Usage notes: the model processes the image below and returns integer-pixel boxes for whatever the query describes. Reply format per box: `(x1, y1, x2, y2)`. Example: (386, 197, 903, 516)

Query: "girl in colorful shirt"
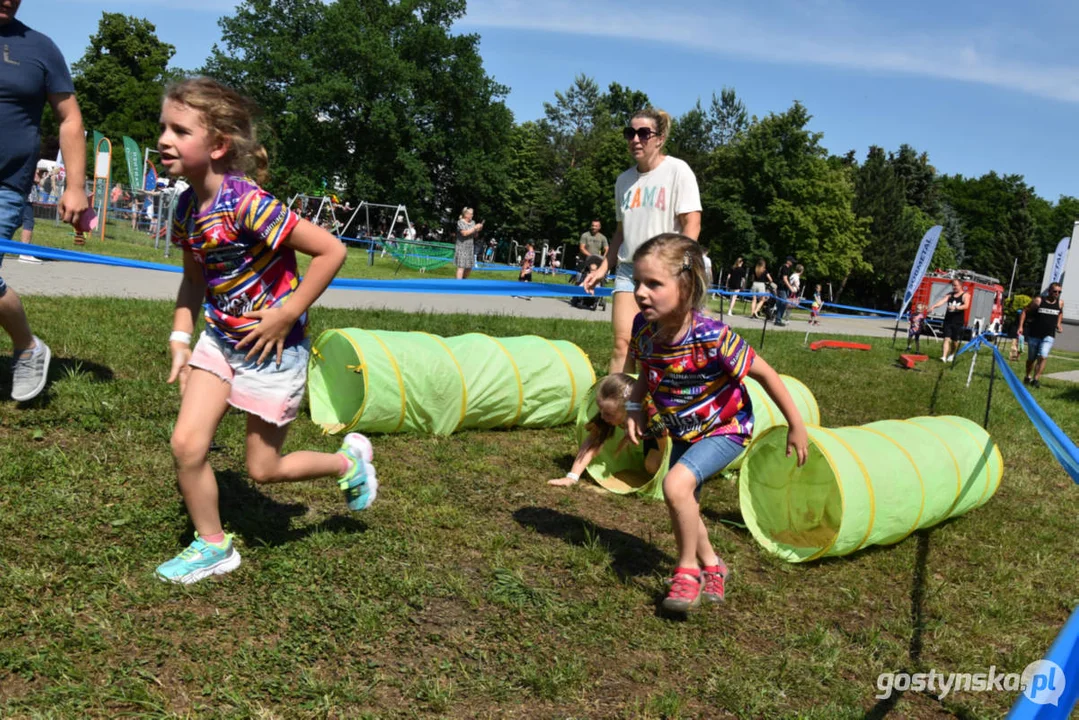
(626, 234, 808, 613)
(810, 284, 823, 326)
(519, 242, 535, 282)
(156, 77, 377, 584)
(907, 303, 927, 352)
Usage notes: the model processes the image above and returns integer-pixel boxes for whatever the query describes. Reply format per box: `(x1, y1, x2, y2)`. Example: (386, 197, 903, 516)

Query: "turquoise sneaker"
(338, 432, 378, 511)
(155, 534, 241, 584)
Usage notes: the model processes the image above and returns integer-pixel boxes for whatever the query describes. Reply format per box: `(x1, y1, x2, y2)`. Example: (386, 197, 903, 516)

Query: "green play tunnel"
(739, 416, 1003, 562)
(308, 329, 596, 435)
(575, 375, 821, 500)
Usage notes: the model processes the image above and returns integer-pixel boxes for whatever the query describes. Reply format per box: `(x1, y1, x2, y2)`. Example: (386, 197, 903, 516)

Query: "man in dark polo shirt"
(1018, 282, 1065, 389)
(1, 0, 88, 401)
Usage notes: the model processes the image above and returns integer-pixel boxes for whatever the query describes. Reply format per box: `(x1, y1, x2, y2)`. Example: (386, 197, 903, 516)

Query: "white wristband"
(625, 401, 642, 411)
(169, 330, 192, 345)
(565, 472, 580, 482)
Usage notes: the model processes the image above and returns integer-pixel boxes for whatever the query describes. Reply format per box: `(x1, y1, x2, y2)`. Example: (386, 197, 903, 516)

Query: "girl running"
(625, 234, 807, 613)
(156, 77, 377, 584)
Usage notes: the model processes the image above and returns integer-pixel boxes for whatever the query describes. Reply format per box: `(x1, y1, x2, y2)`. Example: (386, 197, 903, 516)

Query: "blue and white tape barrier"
(0, 240, 613, 299)
(956, 333, 1079, 484)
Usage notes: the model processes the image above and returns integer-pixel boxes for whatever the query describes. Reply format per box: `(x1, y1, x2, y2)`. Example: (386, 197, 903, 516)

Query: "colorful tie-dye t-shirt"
(171, 174, 304, 348)
(631, 310, 756, 445)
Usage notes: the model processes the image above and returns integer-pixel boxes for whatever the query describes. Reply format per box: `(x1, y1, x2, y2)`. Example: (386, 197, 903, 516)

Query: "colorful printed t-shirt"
(631, 311, 756, 445)
(908, 311, 926, 336)
(614, 156, 701, 263)
(171, 174, 303, 347)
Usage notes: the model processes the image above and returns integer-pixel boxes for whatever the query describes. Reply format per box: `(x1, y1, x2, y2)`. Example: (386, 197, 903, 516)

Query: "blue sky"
(20, 0, 1079, 201)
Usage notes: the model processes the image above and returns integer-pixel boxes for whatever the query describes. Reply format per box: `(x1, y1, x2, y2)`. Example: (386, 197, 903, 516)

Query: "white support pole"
(965, 343, 979, 388)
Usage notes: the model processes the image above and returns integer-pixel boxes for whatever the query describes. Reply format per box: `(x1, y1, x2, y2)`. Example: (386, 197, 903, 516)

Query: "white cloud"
(460, 0, 1079, 103)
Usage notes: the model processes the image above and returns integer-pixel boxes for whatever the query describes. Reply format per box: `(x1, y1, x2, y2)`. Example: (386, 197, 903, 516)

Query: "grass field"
(0, 279, 1077, 716)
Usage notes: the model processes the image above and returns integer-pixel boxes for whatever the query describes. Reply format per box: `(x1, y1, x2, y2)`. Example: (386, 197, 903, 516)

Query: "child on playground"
(809, 284, 823, 326)
(156, 77, 377, 584)
(625, 234, 807, 613)
(907, 302, 927, 352)
(548, 373, 668, 487)
(519, 242, 535, 282)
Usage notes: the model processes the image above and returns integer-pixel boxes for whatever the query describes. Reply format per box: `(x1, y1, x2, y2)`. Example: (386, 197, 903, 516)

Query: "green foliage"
(205, 0, 513, 227)
(937, 172, 1044, 292)
(1005, 293, 1032, 315)
(701, 102, 870, 287)
(72, 13, 176, 185)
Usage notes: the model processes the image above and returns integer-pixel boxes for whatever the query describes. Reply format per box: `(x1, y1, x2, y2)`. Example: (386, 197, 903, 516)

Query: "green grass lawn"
(0, 294, 1077, 719)
(27, 221, 571, 285)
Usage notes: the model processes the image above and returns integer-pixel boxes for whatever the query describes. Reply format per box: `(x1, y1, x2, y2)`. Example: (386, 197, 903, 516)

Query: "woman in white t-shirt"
(582, 108, 702, 372)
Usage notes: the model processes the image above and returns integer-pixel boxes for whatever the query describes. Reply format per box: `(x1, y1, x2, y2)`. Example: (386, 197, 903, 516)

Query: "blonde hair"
(631, 107, 671, 142)
(460, 207, 474, 219)
(588, 373, 635, 445)
(164, 77, 269, 186)
(633, 233, 709, 311)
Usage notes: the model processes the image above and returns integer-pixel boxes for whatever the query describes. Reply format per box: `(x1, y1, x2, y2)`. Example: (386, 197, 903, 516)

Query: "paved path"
(5, 258, 908, 339)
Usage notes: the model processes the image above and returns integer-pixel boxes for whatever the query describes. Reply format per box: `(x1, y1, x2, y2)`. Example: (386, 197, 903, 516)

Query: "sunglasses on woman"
(623, 127, 658, 142)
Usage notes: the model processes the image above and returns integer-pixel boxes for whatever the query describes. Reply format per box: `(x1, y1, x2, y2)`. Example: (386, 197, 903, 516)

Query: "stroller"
(758, 282, 779, 321)
(569, 255, 608, 311)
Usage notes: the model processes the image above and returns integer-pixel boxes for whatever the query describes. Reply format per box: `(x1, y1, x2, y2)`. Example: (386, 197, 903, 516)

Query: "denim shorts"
(613, 261, 635, 293)
(188, 331, 310, 426)
(670, 434, 745, 496)
(0, 187, 27, 296)
(1026, 335, 1054, 361)
(21, 197, 34, 231)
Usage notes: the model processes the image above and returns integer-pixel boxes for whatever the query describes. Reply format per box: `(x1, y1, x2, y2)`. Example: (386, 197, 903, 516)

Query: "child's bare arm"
(548, 433, 602, 486)
(236, 218, 347, 364)
(747, 354, 808, 465)
(167, 250, 206, 393)
(623, 372, 649, 445)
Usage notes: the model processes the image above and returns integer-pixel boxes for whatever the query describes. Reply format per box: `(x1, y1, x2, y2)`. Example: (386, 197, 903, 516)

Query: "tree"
(889, 144, 937, 215)
(937, 172, 1041, 291)
(205, 0, 513, 228)
(601, 82, 650, 126)
(700, 102, 870, 290)
(710, 87, 747, 146)
(667, 100, 713, 170)
(543, 74, 601, 168)
(939, 201, 966, 267)
(71, 13, 176, 185)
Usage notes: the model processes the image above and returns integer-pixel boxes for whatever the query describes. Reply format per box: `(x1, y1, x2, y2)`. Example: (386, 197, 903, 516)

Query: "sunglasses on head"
(623, 126, 658, 142)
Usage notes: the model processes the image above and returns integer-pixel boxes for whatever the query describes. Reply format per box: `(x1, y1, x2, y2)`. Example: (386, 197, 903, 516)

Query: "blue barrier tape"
(1007, 604, 1079, 719)
(337, 236, 586, 277)
(956, 333, 1079, 483)
(0, 240, 615, 299)
(958, 331, 1078, 719)
(712, 288, 895, 320)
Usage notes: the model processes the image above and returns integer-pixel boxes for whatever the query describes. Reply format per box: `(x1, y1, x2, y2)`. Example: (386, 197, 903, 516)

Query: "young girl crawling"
(548, 373, 667, 487)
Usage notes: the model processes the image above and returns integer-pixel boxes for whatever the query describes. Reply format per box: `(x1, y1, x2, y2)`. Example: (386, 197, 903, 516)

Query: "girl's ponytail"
(251, 145, 270, 187)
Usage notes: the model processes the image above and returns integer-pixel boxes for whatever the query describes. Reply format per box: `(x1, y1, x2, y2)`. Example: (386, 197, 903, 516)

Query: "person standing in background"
(1018, 282, 1064, 389)
(725, 257, 746, 315)
(0, 0, 90, 401)
(454, 207, 482, 280)
(581, 108, 702, 373)
(578, 219, 608, 268)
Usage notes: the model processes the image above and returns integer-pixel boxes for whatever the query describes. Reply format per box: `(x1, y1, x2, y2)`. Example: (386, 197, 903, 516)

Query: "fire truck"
(910, 270, 1005, 336)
